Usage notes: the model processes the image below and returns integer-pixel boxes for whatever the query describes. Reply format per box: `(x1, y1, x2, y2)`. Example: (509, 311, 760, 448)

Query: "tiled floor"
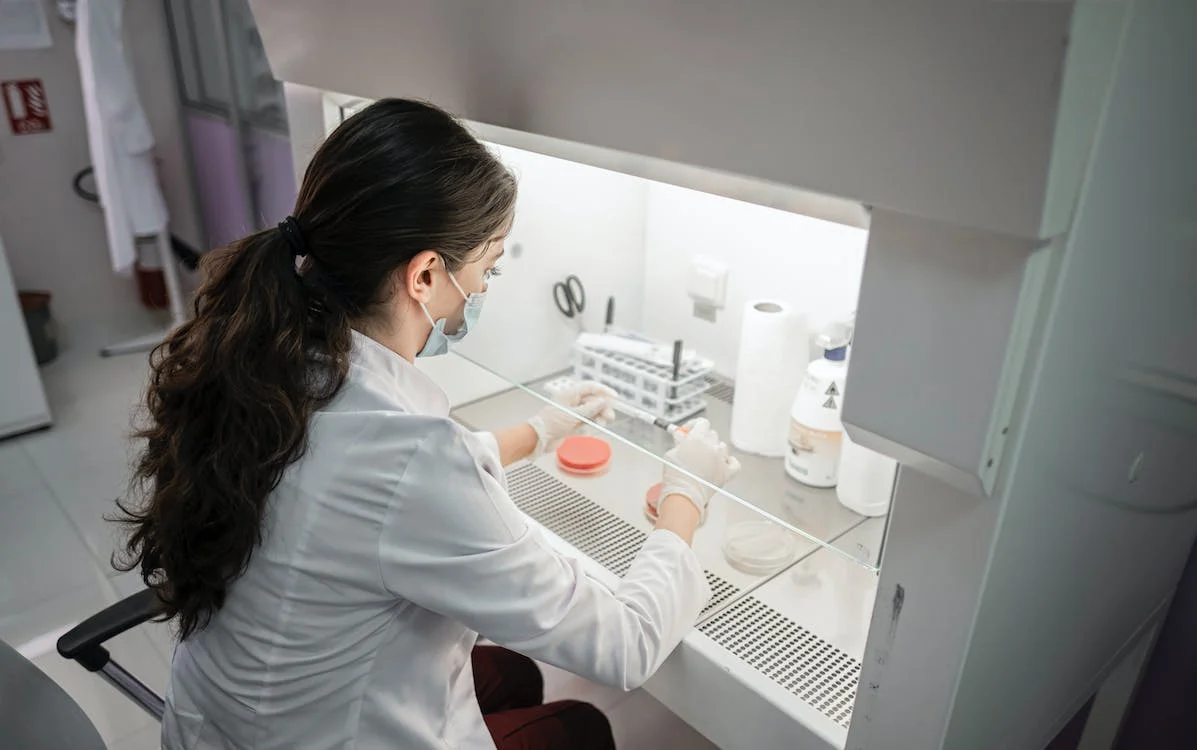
(0, 321, 716, 749)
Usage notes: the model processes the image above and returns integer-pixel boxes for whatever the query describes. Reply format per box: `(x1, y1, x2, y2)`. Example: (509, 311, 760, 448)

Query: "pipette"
(610, 400, 685, 436)
(542, 375, 688, 435)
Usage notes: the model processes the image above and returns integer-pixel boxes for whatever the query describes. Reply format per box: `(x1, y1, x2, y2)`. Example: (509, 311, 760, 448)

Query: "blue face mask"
(417, 261, 487, 358)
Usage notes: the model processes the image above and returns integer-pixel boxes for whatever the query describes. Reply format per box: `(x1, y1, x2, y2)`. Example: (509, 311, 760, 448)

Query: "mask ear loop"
(414, 253, 447, 327)
(419, 302, 438, 328)
(421, 257, 471, 330)
(441, 255, 471, 302)
(419, 255, 456, 330)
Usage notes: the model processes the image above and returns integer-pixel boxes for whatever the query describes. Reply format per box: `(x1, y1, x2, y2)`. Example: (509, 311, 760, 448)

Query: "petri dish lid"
(722, 521, 798, 576)
(644, 482, 664, 508)
(644, 483, 663, 522)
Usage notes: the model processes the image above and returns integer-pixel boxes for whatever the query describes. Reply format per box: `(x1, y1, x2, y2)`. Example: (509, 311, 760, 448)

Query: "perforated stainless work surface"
(456, 374, 865, 558)
(506, 464, 740, 618)
(699, 595, 862, 729)
(506, 463, 860, 730)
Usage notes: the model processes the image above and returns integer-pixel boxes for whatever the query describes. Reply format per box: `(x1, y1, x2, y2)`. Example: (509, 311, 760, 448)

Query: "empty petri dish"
(722, 521, 798, 576)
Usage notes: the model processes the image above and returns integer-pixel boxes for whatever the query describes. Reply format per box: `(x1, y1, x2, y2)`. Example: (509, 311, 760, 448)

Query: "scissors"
(553, 274, 586, 318)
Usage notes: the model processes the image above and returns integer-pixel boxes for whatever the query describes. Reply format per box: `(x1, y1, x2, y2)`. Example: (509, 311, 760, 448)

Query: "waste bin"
(18, 291, 58, 365)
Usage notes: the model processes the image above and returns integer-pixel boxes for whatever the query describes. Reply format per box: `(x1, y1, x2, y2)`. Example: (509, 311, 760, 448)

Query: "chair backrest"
(58, 587, 167, 721)
(0, 637, 107, 750)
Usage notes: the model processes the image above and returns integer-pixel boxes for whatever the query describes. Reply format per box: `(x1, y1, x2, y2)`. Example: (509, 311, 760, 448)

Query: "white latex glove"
(527, 381, 618, 457)
(657, 418, 742, 525)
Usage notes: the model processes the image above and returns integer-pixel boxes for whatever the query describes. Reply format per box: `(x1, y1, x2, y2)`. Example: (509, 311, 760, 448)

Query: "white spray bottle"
(785, 320, 851, 488)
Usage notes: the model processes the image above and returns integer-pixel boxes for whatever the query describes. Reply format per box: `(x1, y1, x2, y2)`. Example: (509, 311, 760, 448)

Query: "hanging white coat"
(162, 332, 711, 749)
(76, 0, 168, 274)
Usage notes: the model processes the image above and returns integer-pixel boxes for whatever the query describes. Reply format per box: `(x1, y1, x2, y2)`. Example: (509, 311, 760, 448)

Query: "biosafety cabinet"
(250, 2, 1197, 748)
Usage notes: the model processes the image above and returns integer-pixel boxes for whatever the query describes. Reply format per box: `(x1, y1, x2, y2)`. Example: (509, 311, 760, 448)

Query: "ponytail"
(116, 227, 352, 639)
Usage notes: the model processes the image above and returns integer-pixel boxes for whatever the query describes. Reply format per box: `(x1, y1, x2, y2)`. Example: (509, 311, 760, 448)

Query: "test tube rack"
(571, 340, 714, 423)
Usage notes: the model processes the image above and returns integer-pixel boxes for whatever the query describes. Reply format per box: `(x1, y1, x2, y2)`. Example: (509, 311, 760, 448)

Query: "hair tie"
(277, 216, 309, 258)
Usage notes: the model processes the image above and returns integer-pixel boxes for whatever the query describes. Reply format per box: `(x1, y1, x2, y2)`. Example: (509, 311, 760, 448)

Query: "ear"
(403, 250, 442, 304)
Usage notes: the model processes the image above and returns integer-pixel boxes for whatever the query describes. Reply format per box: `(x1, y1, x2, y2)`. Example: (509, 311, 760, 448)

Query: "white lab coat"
(162, 332, 710, 749)
(76, 0, 168, 274)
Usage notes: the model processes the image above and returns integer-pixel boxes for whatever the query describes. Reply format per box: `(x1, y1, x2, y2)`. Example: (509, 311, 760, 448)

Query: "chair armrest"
(57, 588, 163, 671)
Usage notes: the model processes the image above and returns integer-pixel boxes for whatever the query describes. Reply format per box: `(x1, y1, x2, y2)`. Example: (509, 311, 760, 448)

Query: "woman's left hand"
(527, 381, 618, 456)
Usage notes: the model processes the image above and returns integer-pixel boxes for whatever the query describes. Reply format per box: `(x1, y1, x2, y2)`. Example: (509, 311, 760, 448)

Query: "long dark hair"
(115, 99, 517, 639)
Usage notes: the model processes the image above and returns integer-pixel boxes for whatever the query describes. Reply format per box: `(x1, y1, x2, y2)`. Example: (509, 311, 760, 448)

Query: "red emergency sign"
(3, 79, 53, 135)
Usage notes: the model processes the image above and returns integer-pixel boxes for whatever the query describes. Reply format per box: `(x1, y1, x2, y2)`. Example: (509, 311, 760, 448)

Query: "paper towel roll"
(730, 300, 809, 456)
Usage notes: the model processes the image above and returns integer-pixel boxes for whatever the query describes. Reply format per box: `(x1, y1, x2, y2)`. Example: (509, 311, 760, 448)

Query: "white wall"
(0, 1, 199, 343)
(455, 145, 869, 389)
(451, 144, 650, 386)
(640, 183, 868, 377)
(447, 144, 870, 390)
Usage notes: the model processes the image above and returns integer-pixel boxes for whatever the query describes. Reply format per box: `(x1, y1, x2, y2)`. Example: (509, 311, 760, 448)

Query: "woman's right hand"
(658, 419, 741, 524)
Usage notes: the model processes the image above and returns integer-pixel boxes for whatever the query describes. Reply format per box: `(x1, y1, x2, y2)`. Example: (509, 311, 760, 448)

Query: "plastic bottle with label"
(785, 321, 851, 488)
(836, 432, 899, 516)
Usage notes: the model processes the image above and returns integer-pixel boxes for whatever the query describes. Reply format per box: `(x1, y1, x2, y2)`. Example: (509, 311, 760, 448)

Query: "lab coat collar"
(349, 331, 451, 417)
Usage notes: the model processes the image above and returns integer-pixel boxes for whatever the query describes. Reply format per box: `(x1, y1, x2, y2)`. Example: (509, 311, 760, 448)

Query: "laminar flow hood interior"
(250, 0, 1086, 498)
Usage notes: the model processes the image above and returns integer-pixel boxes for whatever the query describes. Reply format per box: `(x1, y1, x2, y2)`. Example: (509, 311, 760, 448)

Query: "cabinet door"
(0, 236, 50, 437)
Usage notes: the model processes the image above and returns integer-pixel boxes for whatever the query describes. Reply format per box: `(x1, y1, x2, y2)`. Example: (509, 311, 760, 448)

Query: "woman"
(118, 99, 740, 750)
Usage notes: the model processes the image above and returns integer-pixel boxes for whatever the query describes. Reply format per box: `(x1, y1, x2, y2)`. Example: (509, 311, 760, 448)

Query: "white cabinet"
(0, 231, 51, 438)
